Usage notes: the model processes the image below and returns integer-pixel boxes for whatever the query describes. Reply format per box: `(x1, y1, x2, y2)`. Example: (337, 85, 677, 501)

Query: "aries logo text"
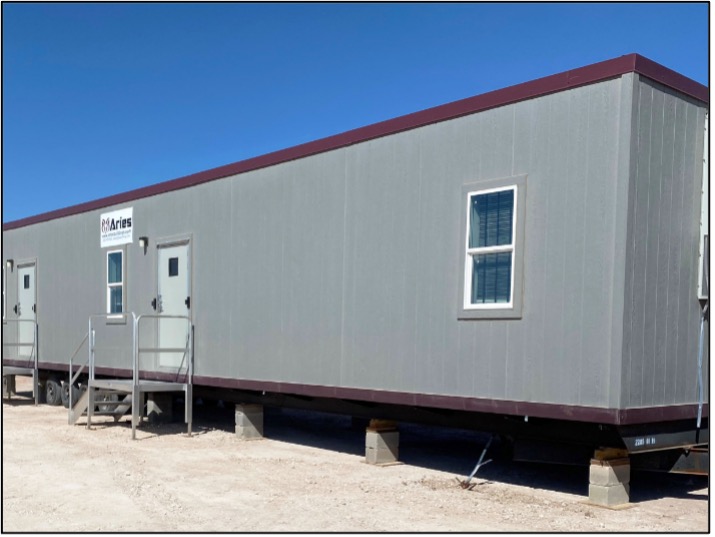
(100, 207, 134, 248)
(101, 216, 132, 233)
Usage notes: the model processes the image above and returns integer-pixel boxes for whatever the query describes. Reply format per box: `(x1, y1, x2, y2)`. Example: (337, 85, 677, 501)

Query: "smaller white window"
(107, 250, 124, 314)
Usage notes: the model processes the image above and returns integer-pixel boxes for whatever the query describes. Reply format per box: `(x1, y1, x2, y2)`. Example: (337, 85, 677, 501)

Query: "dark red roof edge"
(18, 359, 709, 426)
(3, 53, 707, 231)
(634, 54, 709, 103)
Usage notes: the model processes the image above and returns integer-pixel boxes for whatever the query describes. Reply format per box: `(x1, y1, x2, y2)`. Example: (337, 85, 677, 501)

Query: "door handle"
(185, 296, 191, 309)
(13, 304, 18, 315)
(151, 298, 157, 311)
(32, 304, 36, 313)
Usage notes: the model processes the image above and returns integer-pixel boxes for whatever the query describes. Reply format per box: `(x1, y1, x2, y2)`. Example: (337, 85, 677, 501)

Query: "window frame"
(458, 175, 526, 320)
(106, 249, 125, 316)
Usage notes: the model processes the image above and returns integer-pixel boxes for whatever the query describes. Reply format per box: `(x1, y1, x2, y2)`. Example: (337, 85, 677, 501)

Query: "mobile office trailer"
(2, 54, 709, 498)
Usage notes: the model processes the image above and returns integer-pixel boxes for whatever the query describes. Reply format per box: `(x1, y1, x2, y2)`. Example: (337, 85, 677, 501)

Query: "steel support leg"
(131, 387, 140, 440)
(86, 386, 94, 429)
(33, 372, 39, 406)
(185, 384, 193, 437)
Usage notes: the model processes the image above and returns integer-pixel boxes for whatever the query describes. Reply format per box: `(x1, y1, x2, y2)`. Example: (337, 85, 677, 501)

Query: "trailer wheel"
(97, 393, 119, 413)
(44, 378, 63, 406)
(61, 382, 81, 409)
(36, 380, 46, 404)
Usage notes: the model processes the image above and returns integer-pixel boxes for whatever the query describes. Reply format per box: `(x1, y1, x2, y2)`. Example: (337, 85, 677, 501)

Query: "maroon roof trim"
(633, 54, 709, 103)
(3, 54, 707, 232)
(10, 359, 707, 426)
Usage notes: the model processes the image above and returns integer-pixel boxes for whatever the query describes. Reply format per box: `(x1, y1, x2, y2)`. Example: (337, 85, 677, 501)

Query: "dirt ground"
(2, 376, 709, 532)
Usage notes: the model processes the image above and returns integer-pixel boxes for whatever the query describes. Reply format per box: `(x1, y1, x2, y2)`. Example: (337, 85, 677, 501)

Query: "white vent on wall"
(697, 112, 709, 301)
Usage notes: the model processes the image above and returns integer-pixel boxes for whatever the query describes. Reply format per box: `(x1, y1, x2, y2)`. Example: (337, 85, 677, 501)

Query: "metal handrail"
(87, 312, 138, 383)
(67, 332, 90, 418)
(82, 313, 138, 430)
(134, 314, 193, 385)
(78, 312, 193, 438)
(84, 312, 192, 386)
(1, 318, 38, 369)
(133, 314, 193, 439)
(68, 332, 89, 386)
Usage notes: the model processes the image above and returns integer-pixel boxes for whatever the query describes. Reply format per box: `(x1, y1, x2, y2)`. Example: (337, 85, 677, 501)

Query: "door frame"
(154, 233, 193, 319)
(15, 258, 37, 358)
(154, 234, 192, 371)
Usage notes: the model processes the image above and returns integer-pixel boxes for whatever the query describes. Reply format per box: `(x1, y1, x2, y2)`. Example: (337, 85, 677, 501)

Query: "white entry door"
(16, 263, 36, 359)
(157, 243, 190, 368)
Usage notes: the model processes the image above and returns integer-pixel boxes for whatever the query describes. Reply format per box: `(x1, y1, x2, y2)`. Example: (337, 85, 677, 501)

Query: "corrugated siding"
(4, 77, 633, 408)
(621, 76, 708, 408)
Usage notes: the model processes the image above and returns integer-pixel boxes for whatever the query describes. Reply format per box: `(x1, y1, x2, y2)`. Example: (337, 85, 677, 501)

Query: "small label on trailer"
(633, 436, 657, 448)
(100, 207, 133, 247)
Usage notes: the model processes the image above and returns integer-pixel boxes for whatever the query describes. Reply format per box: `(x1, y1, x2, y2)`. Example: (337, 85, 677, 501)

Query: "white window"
(459, 175, 525, 320)
(464, 185, 517, 309)
(107, 250, 124, 314)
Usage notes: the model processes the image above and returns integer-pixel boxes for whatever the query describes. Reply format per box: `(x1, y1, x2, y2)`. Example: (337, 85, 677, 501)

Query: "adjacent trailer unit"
(2, 54, 709, 505)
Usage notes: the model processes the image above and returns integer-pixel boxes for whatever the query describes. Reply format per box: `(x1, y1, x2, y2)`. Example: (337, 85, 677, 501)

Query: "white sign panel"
(100, 207, 133, 248)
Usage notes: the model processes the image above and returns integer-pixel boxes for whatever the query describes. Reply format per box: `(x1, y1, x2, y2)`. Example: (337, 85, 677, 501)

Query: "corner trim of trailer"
(2, 53, 708, 232)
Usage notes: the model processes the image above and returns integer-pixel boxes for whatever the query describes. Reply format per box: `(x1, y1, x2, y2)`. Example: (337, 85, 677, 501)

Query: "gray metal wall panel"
(503, 98, 536, 402)
(227, 152, 347, 385)
(189, 180, 234, 379)
(622, 77, 708, 408)
(230, 167, 288, 381)
(608, 73, 638, 409)
(580, 77, 626, 407)
(342, 135, 426, 393)
(4, 76, 650, 410)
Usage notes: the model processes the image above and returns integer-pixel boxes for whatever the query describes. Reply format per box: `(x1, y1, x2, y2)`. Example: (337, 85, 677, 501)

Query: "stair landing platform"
(80, 377, 192, 439)
(90, 378, 189, 393)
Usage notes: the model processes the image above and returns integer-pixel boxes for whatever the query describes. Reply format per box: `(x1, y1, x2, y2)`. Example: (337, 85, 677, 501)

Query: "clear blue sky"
(2, 2, 709, 223)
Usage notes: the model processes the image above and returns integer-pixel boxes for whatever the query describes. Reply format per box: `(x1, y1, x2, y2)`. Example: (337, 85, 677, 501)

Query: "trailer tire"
(97, 393, 119, 413)
(45, 378, 63, 406)
(36, 380, 46, 404)
(61, 382, 81, 409)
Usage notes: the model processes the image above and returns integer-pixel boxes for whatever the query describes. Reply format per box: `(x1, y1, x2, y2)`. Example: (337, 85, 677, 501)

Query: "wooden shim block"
(367, 419, 398, 432)
(594, 447, 629, 461)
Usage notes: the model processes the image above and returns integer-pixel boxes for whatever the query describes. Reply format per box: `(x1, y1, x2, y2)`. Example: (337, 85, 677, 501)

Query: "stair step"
(69, 389, 90, 425)
(69, 390, 132, 423)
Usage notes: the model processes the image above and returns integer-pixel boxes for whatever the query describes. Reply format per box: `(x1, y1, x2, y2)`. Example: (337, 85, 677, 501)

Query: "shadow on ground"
(2, 390, 36, 405)
(40, 393, 707, 503)
(172, 402, 709, 502)
(629, 471, 708, 502)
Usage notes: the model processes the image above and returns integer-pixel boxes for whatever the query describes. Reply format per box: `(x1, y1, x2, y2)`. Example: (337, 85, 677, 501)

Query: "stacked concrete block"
(365, 419, 399, 465)
(235, 403, 264, 440)
(588, 450, 630, 507)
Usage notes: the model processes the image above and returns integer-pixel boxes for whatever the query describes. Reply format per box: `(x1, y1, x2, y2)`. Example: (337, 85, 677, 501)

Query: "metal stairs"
(68, 313, 193, 439)
(68, 389, 132, 425)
